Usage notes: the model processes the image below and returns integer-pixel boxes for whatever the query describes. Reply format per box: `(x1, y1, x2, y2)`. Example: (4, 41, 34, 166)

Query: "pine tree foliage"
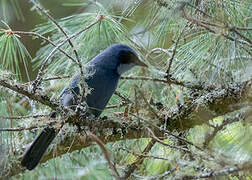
(0, 0, 251, 179)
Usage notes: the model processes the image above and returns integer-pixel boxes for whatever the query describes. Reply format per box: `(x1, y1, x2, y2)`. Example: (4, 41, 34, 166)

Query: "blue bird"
(21, 44, 147, 170)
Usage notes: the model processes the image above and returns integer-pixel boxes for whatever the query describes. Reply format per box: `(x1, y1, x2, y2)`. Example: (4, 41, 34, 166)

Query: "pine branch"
(32, 15, 103, 93)
(180, 3, 252, 47)
(4, 30, 77, 63)
(29, 0, 81, 63)
(1, 78, 251, 178)
(0, 79, 58, 110)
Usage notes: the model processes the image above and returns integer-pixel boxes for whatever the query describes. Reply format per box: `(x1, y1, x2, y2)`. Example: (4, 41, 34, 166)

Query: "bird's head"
(114, 44, 147, 75)
(90, 44, 147, 75)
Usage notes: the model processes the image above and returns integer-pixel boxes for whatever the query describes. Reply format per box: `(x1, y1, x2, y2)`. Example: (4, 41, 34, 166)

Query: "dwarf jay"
(21, 44, 147, 170)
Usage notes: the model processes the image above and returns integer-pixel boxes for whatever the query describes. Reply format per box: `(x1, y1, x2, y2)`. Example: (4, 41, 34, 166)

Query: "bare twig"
(147, 127, 191, 153)
(119, 147, 170, 161)
(121, 76, 215, 91)
(235, 26, 252, 31)
(136, 87, 162, 121)
(105, 91, 133, 109)
(88, 131, 121, 180)
(166, 24, 187, 76)
(123, 139, 156, 179)
(146, 127, 216, 162)
(0, 114, 49, 120)
(145, 47, 173, 60)
(121, 76, 168, 83)
(0, 127, 38, 132)
(114, 91, 132, 104)
(180, 164, 252, 179)
(186, 2, 213, 19)
(230, 27, 252, 45)
(180, 6, 217, 34)
(0, 121, 56, 132)
(203, 108, 247, 147)
(162, 127, 204, 152)
(130, 113, 204, 152)
(43, 75, 72, 81)
(132, 170, 173, 180)
(106, 102, 129, 109)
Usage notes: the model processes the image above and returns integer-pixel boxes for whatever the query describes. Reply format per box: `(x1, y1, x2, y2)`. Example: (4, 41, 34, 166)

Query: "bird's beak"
(134, 58, 148, 68)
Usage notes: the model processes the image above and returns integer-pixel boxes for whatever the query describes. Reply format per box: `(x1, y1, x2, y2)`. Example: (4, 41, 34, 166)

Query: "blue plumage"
(60, 44, 147, 116)
(21, 44, 147, 170)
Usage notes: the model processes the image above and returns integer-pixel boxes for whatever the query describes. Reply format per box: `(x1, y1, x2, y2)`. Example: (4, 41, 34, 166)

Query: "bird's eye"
(119, 50, 135, 64)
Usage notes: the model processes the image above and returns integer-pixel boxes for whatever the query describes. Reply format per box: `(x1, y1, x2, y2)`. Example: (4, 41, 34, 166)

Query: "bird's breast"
(85, 68, 119, 116)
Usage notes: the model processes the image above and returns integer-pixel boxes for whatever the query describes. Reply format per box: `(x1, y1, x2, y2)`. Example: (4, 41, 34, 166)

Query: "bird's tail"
(21, 127, 56, 170)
